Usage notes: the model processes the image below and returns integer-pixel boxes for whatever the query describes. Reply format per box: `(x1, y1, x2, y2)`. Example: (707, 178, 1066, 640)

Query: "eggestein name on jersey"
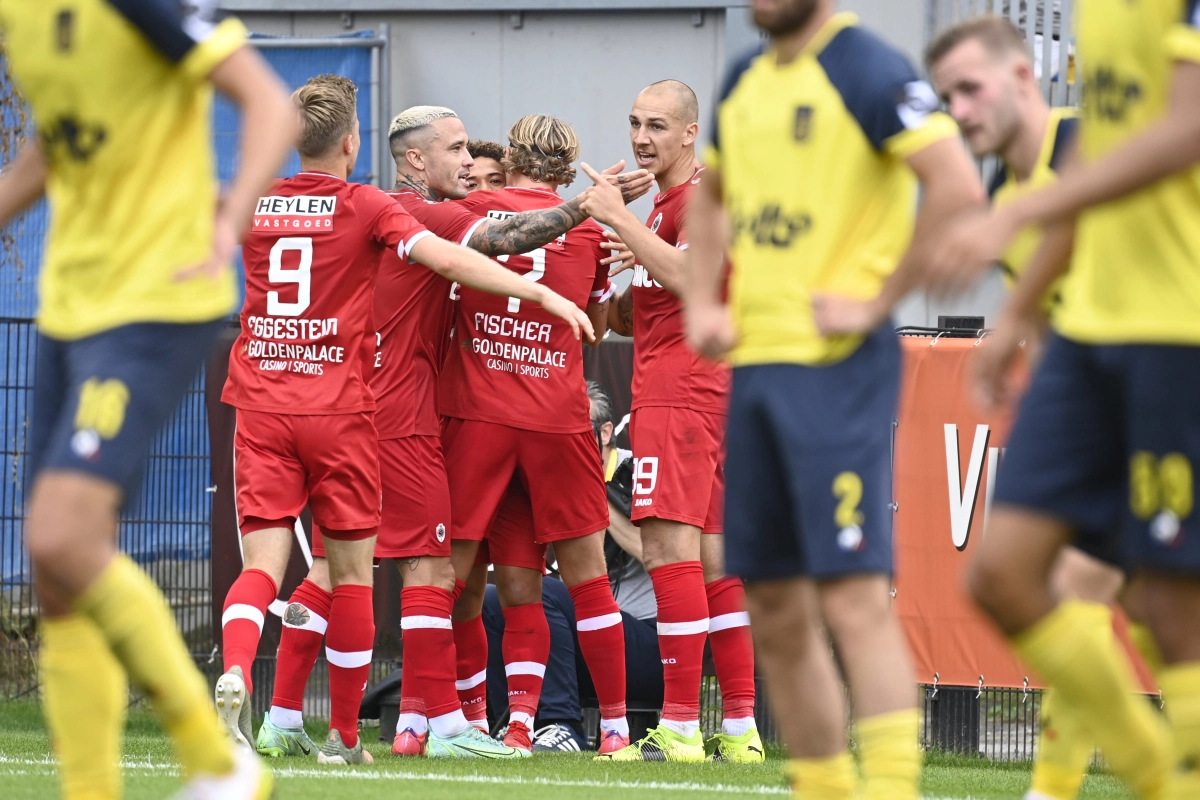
(244, 315, 346, 376)
(468, 312, 567, 380)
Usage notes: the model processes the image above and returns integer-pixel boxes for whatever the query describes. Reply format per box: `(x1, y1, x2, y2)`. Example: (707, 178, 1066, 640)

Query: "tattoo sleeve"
(467, 196, 588, 256)
(609, 287, 634, 337)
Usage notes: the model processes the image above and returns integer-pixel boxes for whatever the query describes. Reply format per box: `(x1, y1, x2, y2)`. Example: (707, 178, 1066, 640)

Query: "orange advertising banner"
(892, 335, 1154, 692)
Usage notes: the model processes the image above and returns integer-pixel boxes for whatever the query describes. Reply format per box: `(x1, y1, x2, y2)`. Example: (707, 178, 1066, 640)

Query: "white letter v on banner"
(944, 423, 991, 550)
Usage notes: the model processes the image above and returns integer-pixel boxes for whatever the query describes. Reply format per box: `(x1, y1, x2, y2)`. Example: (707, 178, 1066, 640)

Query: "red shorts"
(629, 406, 724, 534)
(474, 478, 547, 572)
(234, 409, 380, 534)
(442, 418, 609, 546)
(311, 435, 451, 560)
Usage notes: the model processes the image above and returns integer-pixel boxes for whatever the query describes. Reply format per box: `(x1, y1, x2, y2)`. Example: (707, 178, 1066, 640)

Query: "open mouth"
(635, 152, 656, 167)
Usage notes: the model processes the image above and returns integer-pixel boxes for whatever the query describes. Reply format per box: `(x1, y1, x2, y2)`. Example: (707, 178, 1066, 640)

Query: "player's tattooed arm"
(607, 287, 634, 337)
(467, 200, 588, 256)
(395, 173, 438, 201)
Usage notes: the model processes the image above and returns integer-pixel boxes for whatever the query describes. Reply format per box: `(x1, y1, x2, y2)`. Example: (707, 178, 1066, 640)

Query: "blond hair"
(925, 15, 1030, 71)
(503, 115, 580, 186)
(293, 74, 358, 159)
(389, 105, 458, 158)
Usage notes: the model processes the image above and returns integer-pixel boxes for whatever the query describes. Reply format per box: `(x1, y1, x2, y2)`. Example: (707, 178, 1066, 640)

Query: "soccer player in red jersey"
(466, 140, 508, 192)
(217, 77, 592, 765)
(437, 115, 633, 755)
(582, 81, 762, 762)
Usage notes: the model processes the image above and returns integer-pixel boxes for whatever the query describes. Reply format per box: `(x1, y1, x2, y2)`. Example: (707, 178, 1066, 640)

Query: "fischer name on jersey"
(631, 168, 730, 414)
(438, 187, 609, 434)
(223, 172, 431, 415)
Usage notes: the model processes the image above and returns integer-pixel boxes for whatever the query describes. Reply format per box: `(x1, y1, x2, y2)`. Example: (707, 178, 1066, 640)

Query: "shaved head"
(638, 80, 699, 126)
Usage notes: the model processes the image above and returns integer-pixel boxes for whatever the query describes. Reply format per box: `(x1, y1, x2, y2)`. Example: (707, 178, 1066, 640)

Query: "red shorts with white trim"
(234, 409, 381, 534)
(312, 435, 451, 560)
(629, 406, 725, 534)
(442, 418, 609, 546)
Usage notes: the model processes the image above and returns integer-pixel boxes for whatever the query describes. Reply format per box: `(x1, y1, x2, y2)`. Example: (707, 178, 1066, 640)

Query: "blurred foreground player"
(583, 80, 762, 763)
(685, 0, 982, 796)
(0, 2, 296, 797)
(220, 77, 591, 765)
(925, 2, 1200, 796)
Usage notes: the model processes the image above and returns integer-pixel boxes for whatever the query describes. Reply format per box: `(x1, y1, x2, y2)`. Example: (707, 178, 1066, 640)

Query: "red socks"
(271, 579, 332, 715)
(649, 561, 709, 724)
(401, 586, 461, 719)
(705, 576, 756, 721)
(325, 584, 374, 748)
(569, 576, 627, 722)
(453, 613, 489, 729)
(221, 568, 278, 694)
(501, 602, 550, 729)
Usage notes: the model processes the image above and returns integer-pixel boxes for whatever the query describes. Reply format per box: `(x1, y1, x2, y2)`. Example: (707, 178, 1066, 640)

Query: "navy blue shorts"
(724, 325, 900, 582)
(30, 321, 223, 505)
(994, 334, 1200, 573)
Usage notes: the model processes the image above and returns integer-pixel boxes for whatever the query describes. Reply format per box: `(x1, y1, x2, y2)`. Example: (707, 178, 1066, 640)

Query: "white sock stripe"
(401, 615, 452, 630)
(510, 711, 534, 727)
(657, 618, 709, 636)
(504, 661, 547, 678)
(455, 669, 487, 691)
(222, 604, 265, 632)
(282, 609, 328, 635)
(325, 647, 373, 669)
(709, 612, 751, 633)
(577, 612, 622, 632)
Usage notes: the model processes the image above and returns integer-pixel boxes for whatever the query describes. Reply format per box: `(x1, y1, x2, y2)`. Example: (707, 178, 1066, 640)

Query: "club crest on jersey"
(793, 106, 814, 142)
(436, 523, 447, 543)
(252, 195, 337, 233)
(650, 213, 664, 234)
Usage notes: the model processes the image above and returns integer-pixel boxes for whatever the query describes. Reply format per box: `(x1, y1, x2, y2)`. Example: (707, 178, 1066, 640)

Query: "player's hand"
(597, 159, 654, 205)
(541, 290, 596, 344)
(176, 208, 237, 282)
(601, 230, 636, 277)
(972, 316, 1026, 412)
(578, 162, 632, 227)
(924, 206, 1020, 297)
(812, 293, 886, 337)
(686, 300, 736, 359)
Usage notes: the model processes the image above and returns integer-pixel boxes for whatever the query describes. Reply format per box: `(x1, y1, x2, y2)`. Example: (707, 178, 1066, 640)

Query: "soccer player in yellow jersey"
(927, 18, 1134, 800)
(0, 1, 297, 797)
(684, 0, 984, 796)
(923, 2, 1200, 798)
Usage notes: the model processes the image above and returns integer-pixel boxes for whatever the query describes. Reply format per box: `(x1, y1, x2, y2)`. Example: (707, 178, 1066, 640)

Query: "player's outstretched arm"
(178, 47, 297, 281)
(466, 161, 653, 257)
(683, 167, 737, 359)
(578, 162, 688, 295)
(812, 136, 985, 336)
(0, 142, 47, 228)
(410, 235, 595, 342)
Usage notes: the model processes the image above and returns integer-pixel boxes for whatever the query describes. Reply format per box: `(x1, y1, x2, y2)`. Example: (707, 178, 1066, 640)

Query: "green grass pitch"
(0, 701, 1132, 799)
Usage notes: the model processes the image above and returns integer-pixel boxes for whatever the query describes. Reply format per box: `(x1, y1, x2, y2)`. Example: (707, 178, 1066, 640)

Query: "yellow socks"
(1029, 687, 1093, 800)
(1160, 663, 1200, 799)
(75, 554, 234, 779)
(856, 708, 921, 800)
(785, 752, 857, 799)
(40, 615, 127, 800)
(1014, 600, 1171, 800)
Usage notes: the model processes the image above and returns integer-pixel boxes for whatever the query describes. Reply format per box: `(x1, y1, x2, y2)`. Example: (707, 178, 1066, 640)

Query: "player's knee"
(966, 554, 1016, 627)
(640, 519, 700, 571)
(307, 558, 332, 592)
(700, 535, 725, 583)
(744, 582, 816, 654)
(1140, 574, 1200, 664)
(496, 566, 542, 607)
(820, 576, 892, 644)
(25, 472, 120, 568)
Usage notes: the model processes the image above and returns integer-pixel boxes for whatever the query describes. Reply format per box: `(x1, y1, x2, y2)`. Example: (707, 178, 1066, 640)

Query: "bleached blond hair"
(388, 105, 459, 158)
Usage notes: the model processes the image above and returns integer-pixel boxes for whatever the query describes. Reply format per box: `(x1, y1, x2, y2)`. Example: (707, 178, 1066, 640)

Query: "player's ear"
(683, 122, 699, 147)
(601, 421, 614, 447)
(406, 148, 424, 172)
(1013, 56, 1036, 87)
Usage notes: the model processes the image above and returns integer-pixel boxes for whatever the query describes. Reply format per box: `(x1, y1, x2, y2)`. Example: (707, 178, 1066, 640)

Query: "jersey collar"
(654, 165, 704, 206)
(768, 11, 857, 65)
(296, 170, 346, 183)
(1004, 106, 1074, 187)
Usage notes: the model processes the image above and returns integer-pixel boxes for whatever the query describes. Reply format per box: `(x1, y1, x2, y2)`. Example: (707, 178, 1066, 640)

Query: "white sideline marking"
(0, 756, 977, 799)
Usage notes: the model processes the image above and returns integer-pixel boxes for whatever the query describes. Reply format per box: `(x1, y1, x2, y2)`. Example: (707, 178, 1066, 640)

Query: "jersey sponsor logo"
(473, 313, 552, 343)
(650, 213, 664, 234)
(793, 106, 814, 142)
(487, 210, 517, 222)
(1081, 67, 1143, 123)
(631, 263, 662, 289)
(252, 196, 337, 233)
(896, 81, 939, 130)
(730, 205, 813, 249)
(39, 116, 107, 163)
(56, 10, 74, 51)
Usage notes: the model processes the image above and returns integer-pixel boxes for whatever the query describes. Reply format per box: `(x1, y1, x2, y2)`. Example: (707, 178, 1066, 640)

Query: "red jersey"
(370, 189, 481, 439)
(629, 168, 729, 414)
(223, 172, 430, 415)
(438, 187, 608, 434)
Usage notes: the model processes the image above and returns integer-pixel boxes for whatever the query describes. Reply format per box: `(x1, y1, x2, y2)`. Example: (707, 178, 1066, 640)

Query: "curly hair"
(502, 115, 580, 186)
(293, 74, 357, 159)
(467, 139, 506, 163)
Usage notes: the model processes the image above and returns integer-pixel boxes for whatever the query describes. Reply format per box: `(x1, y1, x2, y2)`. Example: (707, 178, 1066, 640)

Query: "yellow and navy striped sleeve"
(109, 0, 246, 81)
(705, 43, 764, 172)
(1167, 0, 1200, 64)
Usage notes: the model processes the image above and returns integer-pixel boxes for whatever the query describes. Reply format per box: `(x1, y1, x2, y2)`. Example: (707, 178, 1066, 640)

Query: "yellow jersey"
(705, 12, 958, 367)
(0, 0, 246, 340)
(990, 107, 1079, 316)
(1055, 0, 1200, 345)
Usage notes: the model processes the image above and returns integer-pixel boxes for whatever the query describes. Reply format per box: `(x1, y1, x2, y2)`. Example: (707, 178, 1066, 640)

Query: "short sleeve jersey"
(990, 107, 1079, 317)
(222, 172, 431, 415)
(630, 168, 730, 414)
(438, 187, 608, 434)
(0, 0, 246, 340)
(706, 13, 958, 367)
(371, 191, 460, 441)
(1054, 0, 1200, 345)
